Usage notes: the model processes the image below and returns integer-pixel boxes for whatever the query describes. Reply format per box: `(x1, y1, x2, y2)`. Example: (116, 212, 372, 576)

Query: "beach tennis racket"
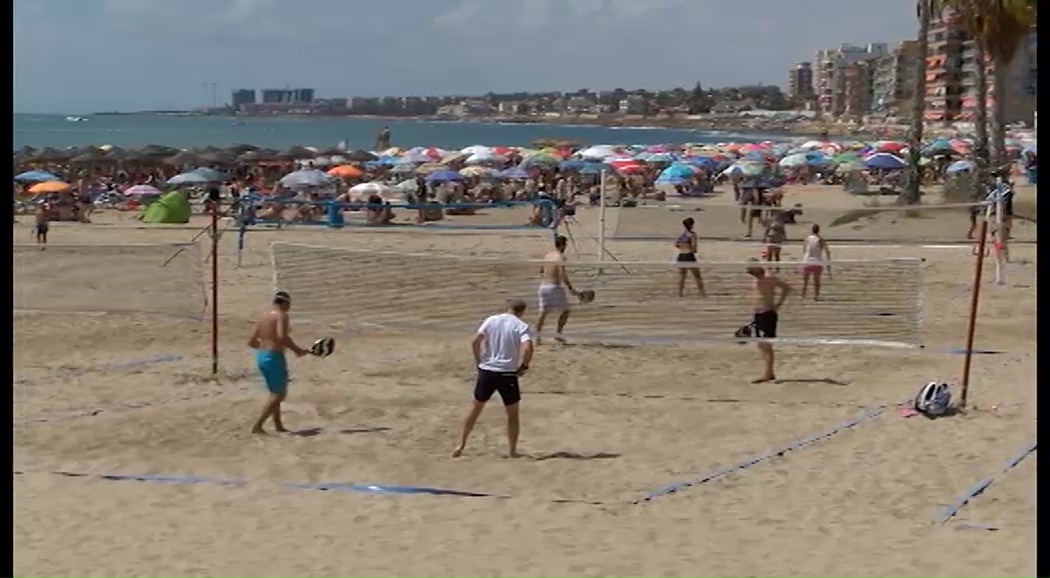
(310, 337, 336, 357)
(577, 289, 596, 304)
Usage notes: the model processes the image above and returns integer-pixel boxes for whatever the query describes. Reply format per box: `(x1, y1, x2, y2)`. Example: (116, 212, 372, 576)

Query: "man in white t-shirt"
(452, 299, 534, 458)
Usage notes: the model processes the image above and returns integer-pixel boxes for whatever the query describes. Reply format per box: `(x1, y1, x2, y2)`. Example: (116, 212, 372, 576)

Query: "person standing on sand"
(453, 299, 534, 458)
(33, 202, 50, 250)
(247, 291, 308, 434)
(744, 260, 791, 384)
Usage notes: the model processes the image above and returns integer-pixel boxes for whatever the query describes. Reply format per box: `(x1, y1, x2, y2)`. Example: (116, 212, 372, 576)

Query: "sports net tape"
(12, 243, 206, 318)
(271, 243, 924, 347)
(608, 201, 1034, 244)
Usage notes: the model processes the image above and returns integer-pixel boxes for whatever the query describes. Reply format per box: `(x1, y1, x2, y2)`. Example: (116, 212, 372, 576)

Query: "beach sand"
(14, 185, 1036, 577)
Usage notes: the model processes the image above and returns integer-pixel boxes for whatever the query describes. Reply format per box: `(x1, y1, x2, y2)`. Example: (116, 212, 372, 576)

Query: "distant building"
(786, 62, 814, 101)
(260, 88, 316, 105)
(871, 40, 921, 118)
(924, 10, 1036, 125)
(814, 43, 888, 117)
(231, 89, 256, 109)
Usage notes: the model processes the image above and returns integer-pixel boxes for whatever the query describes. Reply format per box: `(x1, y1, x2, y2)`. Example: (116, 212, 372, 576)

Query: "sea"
(13, 114, 792, 151)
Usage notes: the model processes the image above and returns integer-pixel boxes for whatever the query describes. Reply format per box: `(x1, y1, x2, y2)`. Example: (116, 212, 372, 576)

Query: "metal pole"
(598, 170, 607, 264)
(211, 205, 219, 375)
(959, 216, 989, 408)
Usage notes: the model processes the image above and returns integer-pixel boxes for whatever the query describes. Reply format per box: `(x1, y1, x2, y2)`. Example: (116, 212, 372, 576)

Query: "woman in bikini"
(761, 210, 788, 268)
(674, 217, 706, 298)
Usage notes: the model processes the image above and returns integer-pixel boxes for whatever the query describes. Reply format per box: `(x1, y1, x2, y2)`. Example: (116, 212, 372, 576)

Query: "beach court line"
(933, 440, 1037, 525)
(635, 405, 891, 504)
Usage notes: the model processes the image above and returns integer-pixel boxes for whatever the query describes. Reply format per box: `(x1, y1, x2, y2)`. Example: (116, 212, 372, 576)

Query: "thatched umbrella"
(316, 147, 347, 157)
(140, 144, 179, 157)
(277, 146, 315, 160)
(70, 149, 113, 164)
(347, 149, 378, 162)
(237, 149, 277, 163)
(164, 151, 204, 166)
(27, 147, 70, 163)
(199, 151, 235, 164)
(225, 143, 259, 155)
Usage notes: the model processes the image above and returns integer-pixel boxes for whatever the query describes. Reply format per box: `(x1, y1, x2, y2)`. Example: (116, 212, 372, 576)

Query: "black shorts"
(676, 253, 697, 263)
(35, 223, 49, 235)
(474, 369, 521, 406)
(752, 310, 778, 338)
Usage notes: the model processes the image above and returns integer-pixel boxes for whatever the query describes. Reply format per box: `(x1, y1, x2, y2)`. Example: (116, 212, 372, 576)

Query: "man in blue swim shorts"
(248, 291, 308, 434)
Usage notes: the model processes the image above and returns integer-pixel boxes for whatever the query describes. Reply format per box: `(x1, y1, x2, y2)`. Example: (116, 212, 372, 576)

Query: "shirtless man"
(535, 235, 578, 344)
(746, 260, 792, 383)
(34, 202, 50, 250)
(247, 291, 308, 434)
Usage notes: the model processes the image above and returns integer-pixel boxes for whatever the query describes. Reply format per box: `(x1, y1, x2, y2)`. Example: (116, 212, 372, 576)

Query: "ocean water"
(13, 114, 789, 150)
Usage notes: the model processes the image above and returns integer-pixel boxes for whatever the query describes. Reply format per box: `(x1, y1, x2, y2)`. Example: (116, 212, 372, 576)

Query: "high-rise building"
(814, 43, 888, 117)
(871, 41, 922, 118)
(260, 88, 317, 105)
(231, 89, 256, 109)
(787, 62, 815, 101)
(924, 9, 1036, 125)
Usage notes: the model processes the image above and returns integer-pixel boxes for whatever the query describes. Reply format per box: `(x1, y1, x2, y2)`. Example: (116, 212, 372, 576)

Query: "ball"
(577, 289, 596, 304)
(310, 337, 335, 357)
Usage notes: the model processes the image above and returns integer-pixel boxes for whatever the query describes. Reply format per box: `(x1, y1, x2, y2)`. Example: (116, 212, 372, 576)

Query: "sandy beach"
(13, 184, 1036, 577)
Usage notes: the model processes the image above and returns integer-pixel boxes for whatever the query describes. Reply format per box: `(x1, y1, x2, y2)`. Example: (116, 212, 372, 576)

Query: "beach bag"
(914, 382, 952, 417)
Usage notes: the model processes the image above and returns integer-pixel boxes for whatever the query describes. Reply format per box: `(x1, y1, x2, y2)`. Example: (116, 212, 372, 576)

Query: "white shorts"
(537, 283, 569, 313)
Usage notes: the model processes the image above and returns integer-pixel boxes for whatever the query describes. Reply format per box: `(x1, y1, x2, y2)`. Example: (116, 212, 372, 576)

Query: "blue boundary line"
(14, 470, 498, 499)
(933, 440, 1037, 525)
(635, 406, 888, 503)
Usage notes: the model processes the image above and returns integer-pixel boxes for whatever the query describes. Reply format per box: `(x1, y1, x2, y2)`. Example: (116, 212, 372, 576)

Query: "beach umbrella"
(658, 164, 698, 181)
(460, 145, 492, 156)
(279, 168, 337, 189)
(863, 153, 907, 171)
(390, 163, 417, 174)
(577, 146, 616, 160)
(14, 170, 61, 183)
(425, 169, 463, 183)
(557, 159, 587, 171)
(579, 163, 615, 175)
(945, 159, 975, 175)
(347, 149, 378, 162)
(27, 181, 72, 194)
(70, 149, 113, 163)
(874, 141, 906, 154)
(835, 161, 866, 174)
(520, 153, 559, 168)
(459, 166, 501, 179)
(123, 184, 164, 197)
(167, 172, 214, 186)
(831, 153, 861, 164)
(236, 149, 277, 163)
(723, 162, 766, 177)
(778, 152, 829, 168)
(464, 152, 505, 165)
(328, 165, 364, 179)
(348, 182, 398, 198)
(190, 167, 226, 182)
(164, 151, 204, 166)
(414, 162, 447, 175)
(277, 146, 315, 160)
(501, 167, 530, 180)
(641, 152, 676, 164)
(399, 152, 431, 164)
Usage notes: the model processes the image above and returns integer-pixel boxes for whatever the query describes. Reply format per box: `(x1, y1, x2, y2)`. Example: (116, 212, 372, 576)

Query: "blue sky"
(14, 0, 920, 113)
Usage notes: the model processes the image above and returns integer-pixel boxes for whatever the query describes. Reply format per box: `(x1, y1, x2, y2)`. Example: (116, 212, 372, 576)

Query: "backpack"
(914, 382, 952, 417)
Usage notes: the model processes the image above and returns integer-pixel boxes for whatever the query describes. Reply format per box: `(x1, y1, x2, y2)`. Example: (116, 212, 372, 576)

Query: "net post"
(994, 195, 1005, 285)
(598, 170, 607, 265)
(210, 204, 220, 376)
(959, 216, 989, 408)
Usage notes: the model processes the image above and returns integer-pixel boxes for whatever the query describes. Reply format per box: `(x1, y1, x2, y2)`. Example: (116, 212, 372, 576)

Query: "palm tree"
(973, 0, 1037, 172)
(933, 0, 991, 190)
(903, 0, 933, 204)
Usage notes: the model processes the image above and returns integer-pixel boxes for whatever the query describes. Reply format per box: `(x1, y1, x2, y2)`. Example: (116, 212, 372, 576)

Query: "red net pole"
(211, 205, 219, 375)
(959, 217, 989, 408)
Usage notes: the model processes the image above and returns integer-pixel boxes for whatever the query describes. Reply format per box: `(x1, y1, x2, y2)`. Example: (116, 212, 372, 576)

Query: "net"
(271, 243, 924, 347)
(608, 201, 1036, 244)
(12, 243, 206, 318)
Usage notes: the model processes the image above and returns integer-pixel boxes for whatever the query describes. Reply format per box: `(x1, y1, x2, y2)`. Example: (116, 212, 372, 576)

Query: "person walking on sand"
(452, 299, 534, 458)
(247, 291, 308, 434)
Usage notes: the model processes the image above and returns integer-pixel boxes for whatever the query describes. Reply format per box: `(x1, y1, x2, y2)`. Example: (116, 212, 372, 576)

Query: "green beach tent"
(141, 191, 191, 224)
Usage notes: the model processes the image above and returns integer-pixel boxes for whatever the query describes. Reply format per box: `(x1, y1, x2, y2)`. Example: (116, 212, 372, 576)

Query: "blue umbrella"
(15, 170, 61, 183)
(655, 175, 688, 186)
(557, 159, 588, 171)
(864, 153, 907, 170)
(167, 171, 214, 186)
(579, 162, 615, 175)
(945, 159, 975, 175)
(922, 138, 952, 155)
(658, 164, 697, 181)
(426, 169, 464, 183)
(680, 156, 717, 169)
(279, 168, 336, 188)
(501, 167, 530, 180)
(190, 167, 225, 182)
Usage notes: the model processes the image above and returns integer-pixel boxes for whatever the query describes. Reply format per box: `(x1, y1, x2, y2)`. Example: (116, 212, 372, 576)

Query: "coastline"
(76, 111, 899, 141)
